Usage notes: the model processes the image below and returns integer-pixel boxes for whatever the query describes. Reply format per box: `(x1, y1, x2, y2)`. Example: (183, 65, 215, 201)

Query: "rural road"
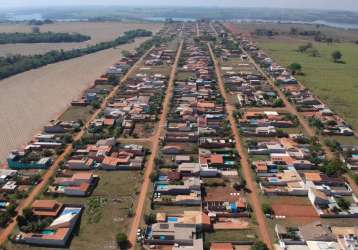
(127, 40, 184, 249)
(0, 46, 153, 247)
(208, 43, 273, 249)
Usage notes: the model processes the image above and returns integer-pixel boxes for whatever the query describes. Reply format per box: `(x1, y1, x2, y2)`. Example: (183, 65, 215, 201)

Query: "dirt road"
(208, 43, 273, 249)
(127, 40, 184, 249)
(0, 47, 153, 247)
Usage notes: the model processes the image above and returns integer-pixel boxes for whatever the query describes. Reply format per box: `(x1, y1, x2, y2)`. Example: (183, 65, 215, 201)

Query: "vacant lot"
(0, 26, 161, 163)
(0, 21, 162, 56)
(256, 38, 358, 131)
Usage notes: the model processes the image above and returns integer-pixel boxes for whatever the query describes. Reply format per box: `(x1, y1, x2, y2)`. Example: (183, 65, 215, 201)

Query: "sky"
(1, 0, 358, 12)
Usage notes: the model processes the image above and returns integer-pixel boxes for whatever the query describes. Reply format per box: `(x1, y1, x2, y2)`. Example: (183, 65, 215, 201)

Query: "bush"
(252, 241, 269, 250)
(332, 50, 342, 63)
(273, 98, 284, 107)
(116, 232, 129, 249)
(144, 212, 156, 225)
(0, 212, 11, 228)
(262, 203, 273, 215)
(320, 159, 345, 177)
(337, 198, 351, 210)
(150, 172, 159, 183)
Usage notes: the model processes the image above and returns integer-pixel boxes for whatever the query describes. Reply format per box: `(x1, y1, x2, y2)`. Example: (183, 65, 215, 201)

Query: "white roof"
(306, 241, 340, 250)
(264, 111, 279, 116)
(50, 213, 77, 228)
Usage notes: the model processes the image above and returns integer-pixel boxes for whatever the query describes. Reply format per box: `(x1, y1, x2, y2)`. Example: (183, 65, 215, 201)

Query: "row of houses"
(6, 23, 184, 248)
(220, 49, 282, 108)
(220, 22, 358, 250)
(241, 37, 354, 136)
(142, 22, 251, 250)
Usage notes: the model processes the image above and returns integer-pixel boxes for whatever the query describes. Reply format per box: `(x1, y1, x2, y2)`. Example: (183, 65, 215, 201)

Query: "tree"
(252, 241, 269, 250)
(116, 232, 129, 249)
(144, 212, 156, 225)
(308, 48, 320, 57)
(290, 27, 298, 35)
(149, 172, 158, 183)
(32, 26, 40, 33)
(273, 98, 284, 107)
(288, 63, 302, 75)
(337, 198, 351, 210)
(320, 159, 345, 177)
(121, 50, 132, 58)
(0, 212, 11, 227)
(332, 50, 342, 63)
(262, 203, 273, 215)
(297, 42, 312, 53)
(22, 207, 34, 221)
(63, 134, 73, 144)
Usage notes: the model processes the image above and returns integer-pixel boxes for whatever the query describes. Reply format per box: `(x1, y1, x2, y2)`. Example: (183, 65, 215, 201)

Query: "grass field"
(0, 21, 162, 56)
(257, 38, 358, 133)
(5, 171, 143, 250)
(59, 106, 94, 123)
(205, 229, 257, 242)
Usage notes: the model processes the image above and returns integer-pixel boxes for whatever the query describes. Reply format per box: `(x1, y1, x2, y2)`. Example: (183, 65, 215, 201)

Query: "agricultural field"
(0, 34, 158, 163)
(0, 21, 162, 56)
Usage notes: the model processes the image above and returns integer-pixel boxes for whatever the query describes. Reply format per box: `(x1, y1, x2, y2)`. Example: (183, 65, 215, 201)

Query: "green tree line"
(0, 29, 152, 80)
(0, 31, 91, 44)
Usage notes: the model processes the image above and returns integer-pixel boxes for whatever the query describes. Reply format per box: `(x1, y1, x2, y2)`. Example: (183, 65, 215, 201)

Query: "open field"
(232, 22, 358, 42)
(0, 33, 160, 164)
(256, 38, 358, 133)
(5, 171, 142, 250)
(0, 21, 162, 56)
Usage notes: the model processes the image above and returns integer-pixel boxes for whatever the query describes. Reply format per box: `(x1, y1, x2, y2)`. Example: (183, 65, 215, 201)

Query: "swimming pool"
(60, 207, 82, 216)
(167, 217, 178, 223)
(0, 201, 8, 208)
(158, 176, 168, 181)
(156, 184, 168, 191)
(269, 177, 279, 183)
(40, 229, 55, 235)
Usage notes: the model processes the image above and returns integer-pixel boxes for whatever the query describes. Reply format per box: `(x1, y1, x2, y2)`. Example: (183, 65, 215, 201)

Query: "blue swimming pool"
(158, 176, 168, 181)
(167, 217, 178, 223)
(157, 184, 168, 191)
(60, 207, 81, 216)
(269, 178, 279, 183)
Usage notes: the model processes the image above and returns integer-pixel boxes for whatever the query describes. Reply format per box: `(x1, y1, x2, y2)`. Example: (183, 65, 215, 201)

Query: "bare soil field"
(0, 26, 161, 163)
(0, 21, 162, 56)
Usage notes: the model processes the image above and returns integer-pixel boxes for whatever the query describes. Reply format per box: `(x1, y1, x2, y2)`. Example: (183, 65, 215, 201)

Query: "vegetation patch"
(0, 31, 90, 44)
(86, 196, 107, 224)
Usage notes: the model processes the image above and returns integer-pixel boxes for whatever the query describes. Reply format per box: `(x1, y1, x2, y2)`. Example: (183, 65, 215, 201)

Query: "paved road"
(0, 47, 153, 247)
(127, 40, 184, 249)
(208, 43, 273, 249)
